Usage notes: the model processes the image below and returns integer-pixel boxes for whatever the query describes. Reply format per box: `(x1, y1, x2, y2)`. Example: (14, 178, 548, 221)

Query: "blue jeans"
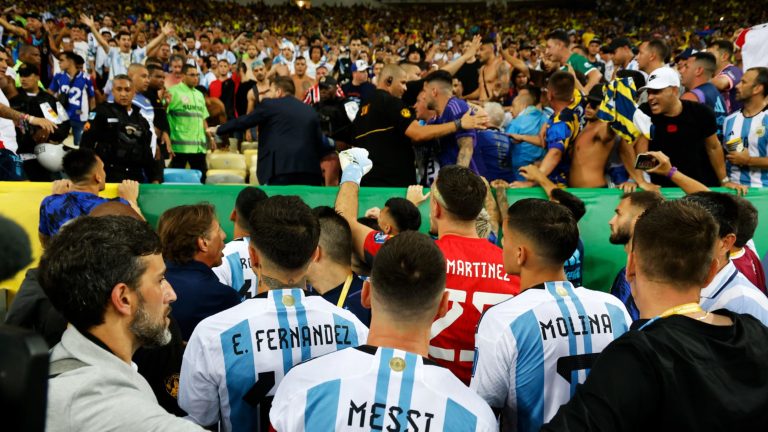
(71, 120, 85, 146)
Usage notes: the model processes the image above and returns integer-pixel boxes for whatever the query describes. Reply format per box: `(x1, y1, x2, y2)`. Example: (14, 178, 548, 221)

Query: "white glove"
(339, 148, 373, 185)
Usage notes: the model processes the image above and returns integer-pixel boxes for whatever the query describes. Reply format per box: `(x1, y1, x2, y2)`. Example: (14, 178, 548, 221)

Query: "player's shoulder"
(282, 345, 375, 387)
(192, 299, 269, 338)
(574, 286, 624, 303)
(479, 289, 550, 329)
(223, 237, 249, 254)
(427, 368, 497, 423)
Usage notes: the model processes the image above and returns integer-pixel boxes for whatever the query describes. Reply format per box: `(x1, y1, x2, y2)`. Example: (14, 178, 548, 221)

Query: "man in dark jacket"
(10, 64, 70, 181)
(211, 76, 328, 185)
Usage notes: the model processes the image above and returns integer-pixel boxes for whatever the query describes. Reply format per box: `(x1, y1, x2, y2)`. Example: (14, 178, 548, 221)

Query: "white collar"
(701, 260, 740, 300)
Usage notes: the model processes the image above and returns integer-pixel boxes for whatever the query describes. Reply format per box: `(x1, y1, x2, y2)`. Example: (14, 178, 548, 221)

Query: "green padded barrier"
(137, 185, 768, 292)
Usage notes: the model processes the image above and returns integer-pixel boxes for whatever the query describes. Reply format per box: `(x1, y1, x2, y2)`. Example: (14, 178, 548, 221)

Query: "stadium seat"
(206, 169, 246, 185)
(249, 166, 259, 185)
(163, 168, 203, 184)
(244, 149, 258, 170)
(0, 325, 49, 432)
(240, 141, 258, 152)
(208, 153, 247, 171)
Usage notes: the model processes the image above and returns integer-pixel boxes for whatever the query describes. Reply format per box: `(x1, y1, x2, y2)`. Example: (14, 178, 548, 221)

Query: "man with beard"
(463, 37, 511, 102)
(608, 191, 665, 321)
(546, 30, 603, 92)
(40, 216, 205, 431)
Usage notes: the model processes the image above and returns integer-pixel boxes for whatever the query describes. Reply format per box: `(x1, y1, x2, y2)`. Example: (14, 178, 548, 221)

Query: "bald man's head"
(89, 201, 143, 220)
(127, 63, 150, 93)
(378, 64, 408, 98)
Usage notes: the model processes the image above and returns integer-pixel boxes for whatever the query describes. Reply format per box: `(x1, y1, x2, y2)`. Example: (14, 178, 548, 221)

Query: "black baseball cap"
(607, 37, 633, 52)
(318, 76, 337, 89)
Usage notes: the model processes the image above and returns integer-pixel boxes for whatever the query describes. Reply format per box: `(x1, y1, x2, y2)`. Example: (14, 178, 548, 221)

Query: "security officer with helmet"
(80, 74, 155, 182)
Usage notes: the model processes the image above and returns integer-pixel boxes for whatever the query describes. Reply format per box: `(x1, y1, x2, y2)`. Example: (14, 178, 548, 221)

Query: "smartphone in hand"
(635, 153, 659, 170)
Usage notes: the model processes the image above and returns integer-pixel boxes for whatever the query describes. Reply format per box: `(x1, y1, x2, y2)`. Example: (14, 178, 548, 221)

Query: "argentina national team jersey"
(213, 237, 258, 300)
(470, 281, 631, 432)
(723, 107, 768, 187)
(179, 288, 369, 432)
(700, 260, 768, 326)
(271, 345, 498, 432)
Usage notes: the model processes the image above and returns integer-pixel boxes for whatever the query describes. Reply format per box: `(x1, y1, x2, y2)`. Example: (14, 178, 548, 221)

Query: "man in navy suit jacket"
(212, 76, 329, 185)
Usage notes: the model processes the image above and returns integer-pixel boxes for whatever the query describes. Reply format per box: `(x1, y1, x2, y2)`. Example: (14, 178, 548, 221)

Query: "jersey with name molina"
(270, 345, 498, 432)
(179, 288, 369, 432)
(471, 281, 631, 432)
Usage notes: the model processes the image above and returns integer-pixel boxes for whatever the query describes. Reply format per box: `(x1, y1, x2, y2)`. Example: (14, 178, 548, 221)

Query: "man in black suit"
(210, 76, 328, 185)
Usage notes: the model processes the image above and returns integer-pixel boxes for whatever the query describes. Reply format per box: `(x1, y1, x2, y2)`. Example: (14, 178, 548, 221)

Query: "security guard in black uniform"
(80, 74, 155, 183)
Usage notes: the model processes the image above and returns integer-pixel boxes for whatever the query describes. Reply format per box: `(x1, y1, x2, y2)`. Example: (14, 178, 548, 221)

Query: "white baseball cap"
(639, 66, 681, 92)
(352, 60, 369, 72)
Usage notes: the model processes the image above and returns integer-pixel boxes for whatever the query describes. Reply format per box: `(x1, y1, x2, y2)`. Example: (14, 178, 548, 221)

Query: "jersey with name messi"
(213, 237, 258, 300)
(270, 345, 498, 432)
(179, 288, 369, 432)
(545, 89, 585, 186)
(471, 281, 631, 432)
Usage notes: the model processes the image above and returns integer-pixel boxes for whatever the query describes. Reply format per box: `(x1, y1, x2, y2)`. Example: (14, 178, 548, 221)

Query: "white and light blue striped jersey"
(270, 345, 497, 432)
(179, 288, 369, 432)
(212, 237, 258, 300)
(700, 260, 768, 326)
(723, 107, 768, 187)
(470, 281, 631, 432)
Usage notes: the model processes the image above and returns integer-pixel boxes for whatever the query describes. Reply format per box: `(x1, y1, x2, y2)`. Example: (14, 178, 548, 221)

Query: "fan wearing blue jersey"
(271, 231, 497, 432)
(213, 187, 268, 300)
(681, 192, 768, 326)
(179, 196, 368, 432)
(723, 67, 768, 187)
(544, 200, 768, 431)
(471, 199, 631, 432)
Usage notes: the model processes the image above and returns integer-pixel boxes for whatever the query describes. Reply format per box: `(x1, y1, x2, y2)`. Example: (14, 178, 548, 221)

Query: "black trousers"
(169, 153, 208, 183)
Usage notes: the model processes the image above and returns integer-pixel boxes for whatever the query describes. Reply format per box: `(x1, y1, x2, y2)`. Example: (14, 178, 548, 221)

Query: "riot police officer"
(80, 74, 155, 183)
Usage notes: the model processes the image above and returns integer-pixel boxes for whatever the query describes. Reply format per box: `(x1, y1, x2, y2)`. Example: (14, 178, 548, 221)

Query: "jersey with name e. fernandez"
(270, 345, 498, 432)
(178, 288, 369, 432)
(213, 237, 258, 301)
(471, 281, 631, 432)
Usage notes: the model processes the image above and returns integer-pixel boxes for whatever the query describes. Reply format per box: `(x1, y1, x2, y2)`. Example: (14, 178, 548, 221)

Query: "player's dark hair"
(709, 39, 734, 57)
(313, 206, 352, 266)
(357, 216, 381, 231)
(435, 165, 486, 221)
(647, 39, 670, 63)
(248, 196, 320, 270)
(17, 63, 38, 77)
(734, 196, 758, 248)
(39, 216, 161, 331)
(63, 148, 99, 183)
(423, 70, 453, 91)
(506, 199, 579, 265)
(547, 71, 575, 102)
(157, 203, 218, 264)
(749, 67, 768, 97)
(682, 192, 738, 239)
(633, 200, 718, 286)
(371, 231, 446, 320)
(524, 84, 542, 104)
(551, 189, 586, 222)
(621, 191, 665, 212)
(181, 63, 197, 75)
(546, 30, 570, 45)
(271, 76, 296, 96)
(691, 52, 717, 77)
(384, 198, 422, 232)
(234, 187, 268, 233)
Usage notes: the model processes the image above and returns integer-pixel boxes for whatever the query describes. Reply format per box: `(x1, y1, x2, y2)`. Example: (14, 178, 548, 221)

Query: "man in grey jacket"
(38, 215, 204, 431)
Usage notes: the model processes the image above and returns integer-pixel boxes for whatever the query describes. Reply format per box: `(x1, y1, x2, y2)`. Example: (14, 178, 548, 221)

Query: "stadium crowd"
(3, 0, 768, 431)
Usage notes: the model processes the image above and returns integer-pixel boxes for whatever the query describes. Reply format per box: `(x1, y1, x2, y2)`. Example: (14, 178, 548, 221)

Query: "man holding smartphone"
(634, 66, 741, 192)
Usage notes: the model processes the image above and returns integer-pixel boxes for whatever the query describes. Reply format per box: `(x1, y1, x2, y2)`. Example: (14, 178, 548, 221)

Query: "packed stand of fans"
(0, 0, 765, 189)
(3, 1, 768, 431)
